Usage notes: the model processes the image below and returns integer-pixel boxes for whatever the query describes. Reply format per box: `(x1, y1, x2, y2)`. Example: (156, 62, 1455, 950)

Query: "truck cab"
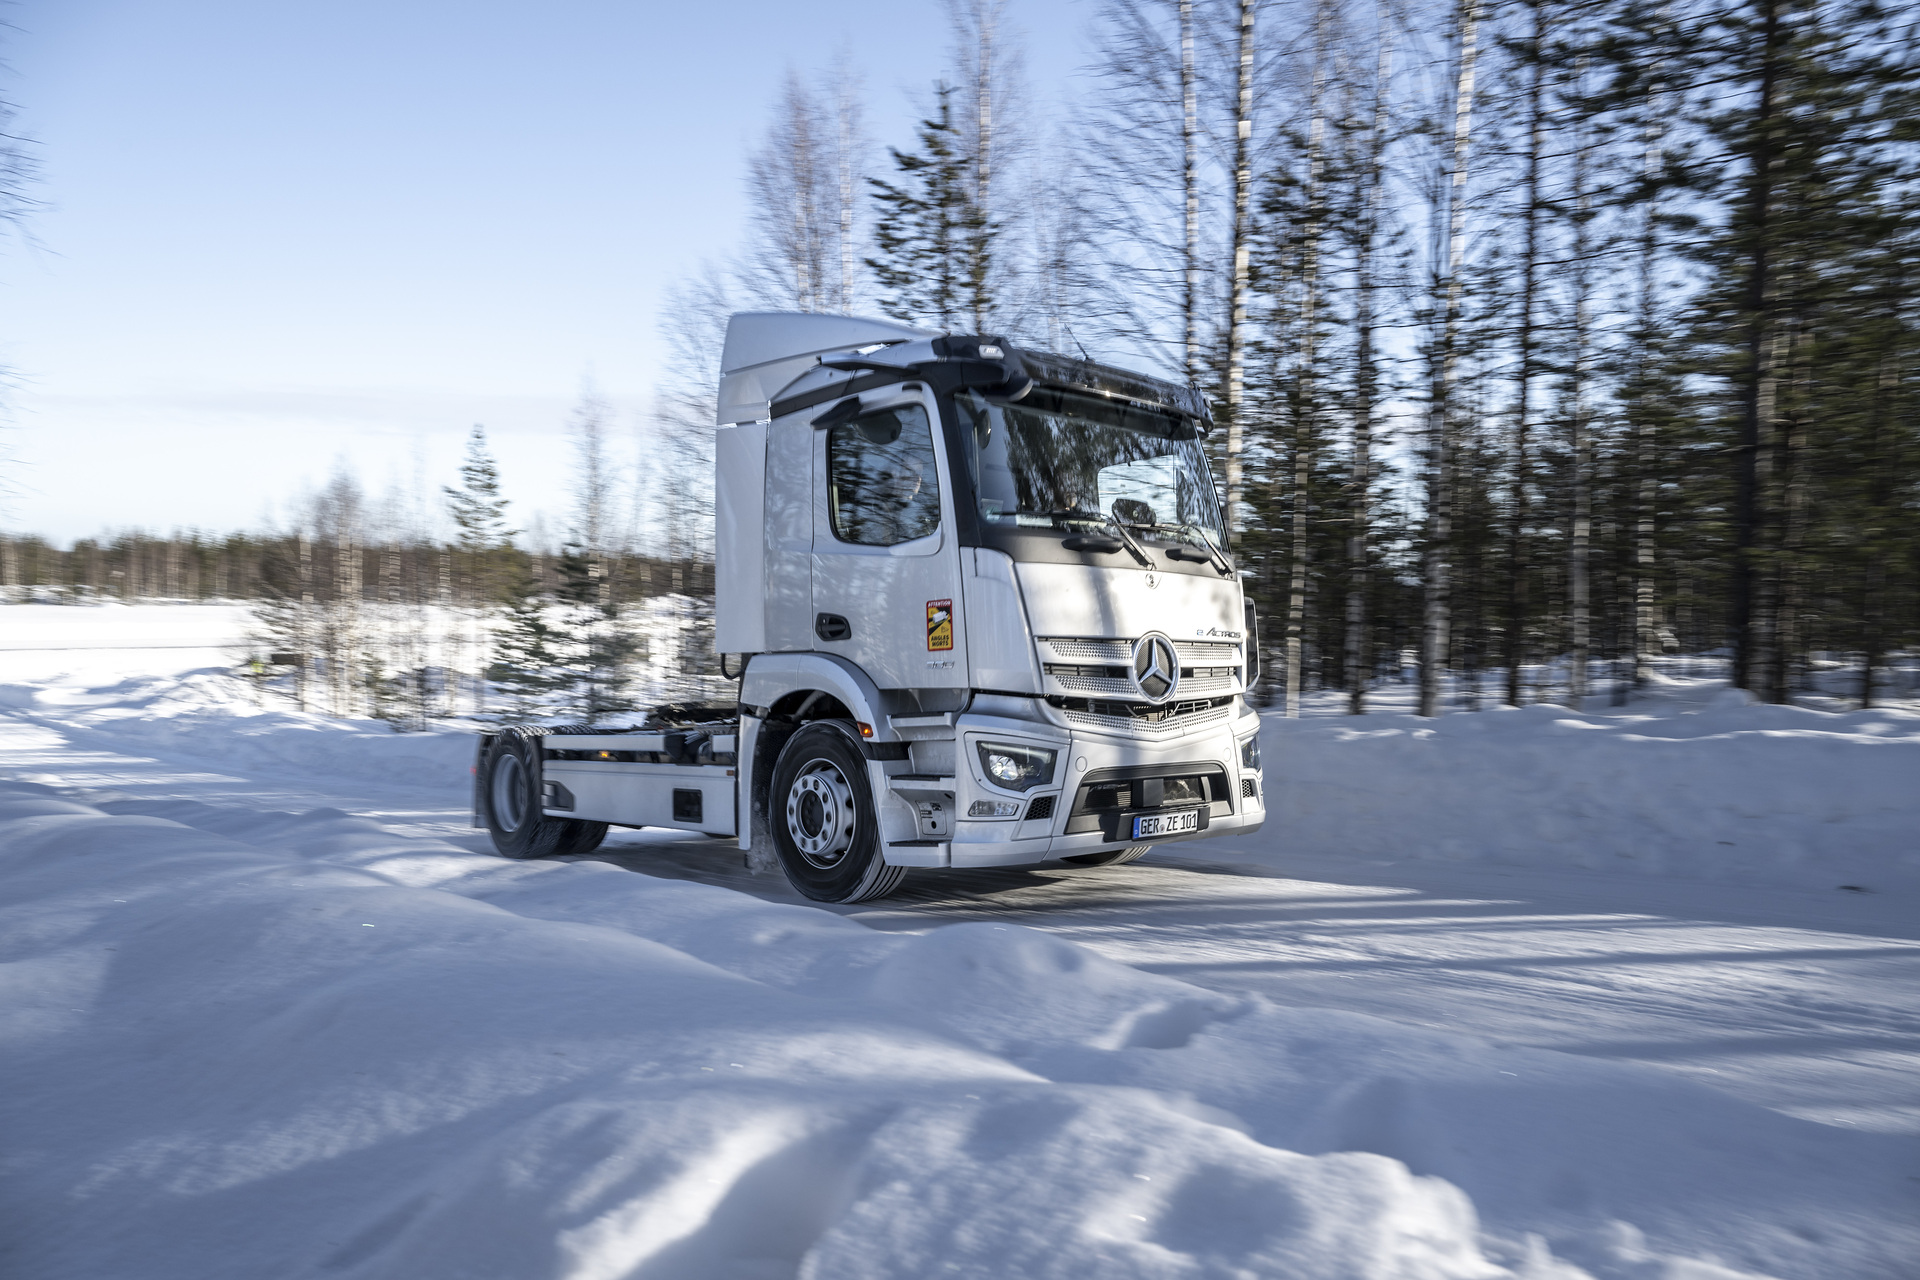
(477, 311, 1264, 903)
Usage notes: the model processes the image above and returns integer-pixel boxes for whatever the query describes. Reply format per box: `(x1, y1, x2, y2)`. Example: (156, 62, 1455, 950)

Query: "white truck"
(474, 311, 1265, 903)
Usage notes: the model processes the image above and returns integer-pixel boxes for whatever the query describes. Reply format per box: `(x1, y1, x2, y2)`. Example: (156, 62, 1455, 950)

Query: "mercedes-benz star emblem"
(1131, 632, 1180, 704)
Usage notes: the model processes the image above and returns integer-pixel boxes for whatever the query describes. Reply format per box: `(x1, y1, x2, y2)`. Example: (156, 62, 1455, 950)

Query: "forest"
(3, 0, 1916, 719)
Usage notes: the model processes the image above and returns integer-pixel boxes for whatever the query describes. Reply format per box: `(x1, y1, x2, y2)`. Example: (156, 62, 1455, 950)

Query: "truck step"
(887, 775, 956, 792)
(888, 713, 956, 739)
(884, 839, 950, 869)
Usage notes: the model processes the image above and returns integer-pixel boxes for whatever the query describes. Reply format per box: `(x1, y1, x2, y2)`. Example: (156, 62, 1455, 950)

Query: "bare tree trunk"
(1567, 69, 1593, 710)
(1181, 0, 1200, 385)
(1224, 0, 1254, 544)
(973, 0, 995, 332)
(1772, 316, 1809, 703)
(1732, 0, 1785, 693)
(1505, 1, 1546, 707)
(1860, 352, 1895, 708)
(1287, 2, 1329, 719)
(335, 533, 362, 718)
(1346, 13, 1392, 716)
(296, 534, 313, 713)
(1632, 31, 1667, 687)
(1419, 0, 1480, 719)
(836, 67, 862, 312)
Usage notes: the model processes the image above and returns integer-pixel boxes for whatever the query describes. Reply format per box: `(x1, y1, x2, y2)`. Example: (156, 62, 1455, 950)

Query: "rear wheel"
(554, 821, 609, 856)
(1059, 844, 1153, 868)
(768, 721, 905, 904)
(483, 731, 594, 860)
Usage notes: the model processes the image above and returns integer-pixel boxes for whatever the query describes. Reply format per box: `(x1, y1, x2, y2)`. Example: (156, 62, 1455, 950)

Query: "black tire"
(767, 721, 906, 904)
(482, 731, 569, 860)
(1059, 844, 1153, 868)
(554, 821, 609, 856)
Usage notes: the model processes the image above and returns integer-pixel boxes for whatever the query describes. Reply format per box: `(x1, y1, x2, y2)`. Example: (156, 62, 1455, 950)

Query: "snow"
(1, 604, 1915, 1280)
(1249, 677, 1920, 891)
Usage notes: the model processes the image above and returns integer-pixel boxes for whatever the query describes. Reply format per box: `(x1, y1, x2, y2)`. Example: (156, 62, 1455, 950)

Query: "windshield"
(956, 387, 1224, 548)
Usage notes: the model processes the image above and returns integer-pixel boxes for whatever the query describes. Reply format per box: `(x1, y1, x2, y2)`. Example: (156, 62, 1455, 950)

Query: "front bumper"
(881, 699, 1265, 869)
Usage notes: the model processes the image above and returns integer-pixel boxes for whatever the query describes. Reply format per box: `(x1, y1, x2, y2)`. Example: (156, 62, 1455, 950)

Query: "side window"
(827, 404, 942, 547)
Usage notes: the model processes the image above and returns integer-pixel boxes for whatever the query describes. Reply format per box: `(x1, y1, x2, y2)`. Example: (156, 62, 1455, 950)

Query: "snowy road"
(6, 691, 1916, 1139)
(3, 611, 1917, 1278)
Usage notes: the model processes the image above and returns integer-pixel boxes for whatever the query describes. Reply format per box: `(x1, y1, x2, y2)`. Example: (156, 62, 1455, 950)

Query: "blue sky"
(2, 0, 1094, 544)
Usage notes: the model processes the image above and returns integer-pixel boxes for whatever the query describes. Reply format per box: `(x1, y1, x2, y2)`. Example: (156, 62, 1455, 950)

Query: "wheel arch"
(740, 652, 894, 866)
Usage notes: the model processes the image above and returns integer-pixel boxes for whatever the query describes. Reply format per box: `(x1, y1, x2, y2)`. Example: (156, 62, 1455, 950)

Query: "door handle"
(815, 613, 852, 642)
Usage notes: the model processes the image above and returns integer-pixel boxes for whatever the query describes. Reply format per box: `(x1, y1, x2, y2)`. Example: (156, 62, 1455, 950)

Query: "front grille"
(1055, 695, 1234, 739)
(1174, 640, 1241, 664)
(1024, 794, 1056, 822)
(1041, 637, 1242, 665)
(1044, 662, 1239, 699)
(1045, 663, 1134, 697)
(1042, 637, 1132, 663)
(1241, 777, 1259, 800)
(1179, 667, 1240, 695)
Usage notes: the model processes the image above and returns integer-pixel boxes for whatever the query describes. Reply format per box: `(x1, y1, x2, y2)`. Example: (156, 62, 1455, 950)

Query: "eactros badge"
(926, 599, 954, 651)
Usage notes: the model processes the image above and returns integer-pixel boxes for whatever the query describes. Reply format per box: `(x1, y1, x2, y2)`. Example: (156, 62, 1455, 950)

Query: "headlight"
(976, 741, 1057, 792)
(1239, 734, 1261, 771)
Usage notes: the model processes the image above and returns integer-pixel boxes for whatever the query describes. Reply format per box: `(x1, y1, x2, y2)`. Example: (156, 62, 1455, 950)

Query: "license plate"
(1131, 808, 1201, 840)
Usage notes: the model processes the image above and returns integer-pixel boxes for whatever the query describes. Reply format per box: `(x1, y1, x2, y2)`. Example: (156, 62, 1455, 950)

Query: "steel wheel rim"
(492, 753, 526, 832)
(785, 760, 857, 869)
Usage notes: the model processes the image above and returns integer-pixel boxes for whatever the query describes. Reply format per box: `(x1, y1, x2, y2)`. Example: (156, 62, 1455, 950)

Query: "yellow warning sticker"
(926, 599, 953, 652)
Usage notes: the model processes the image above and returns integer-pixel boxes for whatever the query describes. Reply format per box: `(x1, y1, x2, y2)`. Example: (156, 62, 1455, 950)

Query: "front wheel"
(768, 721, 905, 903)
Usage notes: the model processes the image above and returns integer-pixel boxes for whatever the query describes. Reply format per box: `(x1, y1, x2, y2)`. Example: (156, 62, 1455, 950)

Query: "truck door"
(810, 389, 968, 693)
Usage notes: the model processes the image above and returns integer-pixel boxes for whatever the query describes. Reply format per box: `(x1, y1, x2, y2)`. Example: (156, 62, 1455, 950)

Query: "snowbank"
(0, 669, 476, 796)
(1253, 683, 1920, 890)
(9, 605, 1915, 893)
(4, 784, 1913, 1279)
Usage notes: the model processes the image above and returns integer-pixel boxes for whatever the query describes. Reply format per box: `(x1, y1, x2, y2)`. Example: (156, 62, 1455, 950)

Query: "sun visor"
(716, 312, 932, 426)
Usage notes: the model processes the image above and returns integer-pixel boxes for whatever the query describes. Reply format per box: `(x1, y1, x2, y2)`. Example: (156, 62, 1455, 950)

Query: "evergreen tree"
(443, 426, 516, 571)
(867, 85, 991, 330)
(442, 425, 518, 714)
(487, 565, 566, 722)
(554, 540, 642, 725)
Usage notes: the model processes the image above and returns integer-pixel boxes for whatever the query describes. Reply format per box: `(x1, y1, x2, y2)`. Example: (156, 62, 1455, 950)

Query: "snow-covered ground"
(1, 603, 1915, 1280)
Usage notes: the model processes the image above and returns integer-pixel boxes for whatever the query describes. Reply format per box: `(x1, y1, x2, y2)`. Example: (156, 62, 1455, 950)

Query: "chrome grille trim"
(1040, 637, 1132, 663)
(1179, 670, 1238, 696)
(1174, 640, 1241, 664)
(1040, 636, 1242, 665)
(1048, 670, 1135, 697)
(1063, 704, 1233, 739)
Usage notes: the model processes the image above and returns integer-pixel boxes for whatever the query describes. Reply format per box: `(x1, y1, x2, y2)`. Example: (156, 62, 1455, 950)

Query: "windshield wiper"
(1180, 523, 1235, 576)
(1103, 512, 1154, 567)
(1040, 507, 1152, 567)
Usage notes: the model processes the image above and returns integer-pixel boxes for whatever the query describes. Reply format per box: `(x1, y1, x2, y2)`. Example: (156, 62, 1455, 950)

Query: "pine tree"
(444, 426, 516, 569)
(442, 425, 517, 714)
(867, 86, 991, 330)
(555, 541, 641, 724)
(487, 565, 566, 722)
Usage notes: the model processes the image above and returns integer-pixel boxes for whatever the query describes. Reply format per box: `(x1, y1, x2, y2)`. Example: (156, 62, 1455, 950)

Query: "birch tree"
(745, 66, 867, 313)
(1418, 0, 1481, 718)
(947, 0, 1024, 333)
(1080, 0, 1225, 377)
(1224, 0, 1256, 543)
(1343, 5, 1395, 715)
(1284, 0, 1331, 718)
